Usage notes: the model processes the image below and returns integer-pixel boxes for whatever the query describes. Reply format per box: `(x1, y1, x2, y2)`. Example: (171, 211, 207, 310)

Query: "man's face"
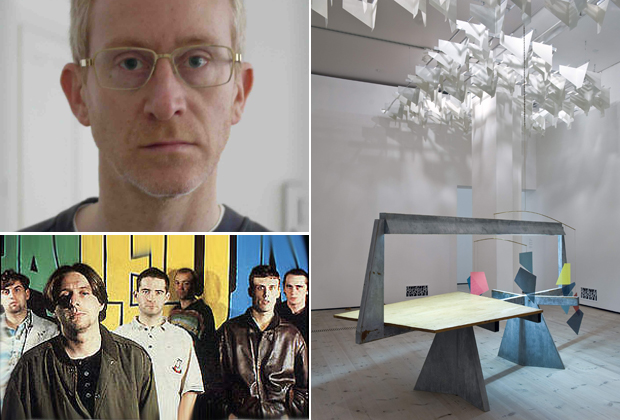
(174, 272, 194, 300)
(1, 282, 30, 315)
(250, 277, 280, 314)
(54, 272, 104, 334)
(81, 0, 247, 197)
(135, 277, 169, 317)
(284, 275, 308, 308)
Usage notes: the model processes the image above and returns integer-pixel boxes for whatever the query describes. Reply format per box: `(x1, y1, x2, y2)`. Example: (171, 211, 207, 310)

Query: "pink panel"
(470, 272, 489, 295)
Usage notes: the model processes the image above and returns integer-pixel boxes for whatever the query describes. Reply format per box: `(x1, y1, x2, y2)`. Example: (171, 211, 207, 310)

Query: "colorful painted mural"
(0, 235, 308, 330)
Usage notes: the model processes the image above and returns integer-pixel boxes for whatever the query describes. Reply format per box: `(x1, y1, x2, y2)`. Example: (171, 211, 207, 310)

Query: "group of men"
(0, 263, 309, 419)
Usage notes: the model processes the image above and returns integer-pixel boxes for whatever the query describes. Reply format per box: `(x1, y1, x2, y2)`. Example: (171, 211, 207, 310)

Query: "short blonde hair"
(69, 0, 246, 64)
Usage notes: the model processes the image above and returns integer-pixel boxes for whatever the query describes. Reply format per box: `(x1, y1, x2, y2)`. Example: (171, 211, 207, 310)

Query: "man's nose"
(143, 58, 187, 121)
(70, 293, 80, 307)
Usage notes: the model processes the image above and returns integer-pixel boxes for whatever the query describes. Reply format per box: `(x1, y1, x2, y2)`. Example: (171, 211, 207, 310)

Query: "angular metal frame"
(356, 214, 566, 344)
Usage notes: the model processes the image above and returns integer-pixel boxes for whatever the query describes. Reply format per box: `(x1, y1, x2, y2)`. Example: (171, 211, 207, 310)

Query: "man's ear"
(231, 62, 254, 125)
(60, 63, 91, 127)
(25, 289, 31, 301)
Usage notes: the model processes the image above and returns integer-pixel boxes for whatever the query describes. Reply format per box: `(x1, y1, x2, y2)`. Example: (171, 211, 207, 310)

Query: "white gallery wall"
(525, 61, 620, 313)
(0, 0, 308, 232)
(312, 75, 472, 310)
(313, 67, 620, 314)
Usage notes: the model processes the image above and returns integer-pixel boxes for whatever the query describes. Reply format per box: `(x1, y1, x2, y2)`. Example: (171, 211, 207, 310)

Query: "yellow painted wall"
(81, 235, 230, 330)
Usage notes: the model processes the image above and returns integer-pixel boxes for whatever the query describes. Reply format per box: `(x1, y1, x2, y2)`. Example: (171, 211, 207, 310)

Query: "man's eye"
(186, 56, 208, 69)
(120, 57, 144, 71)
(1, 290, 8, 295)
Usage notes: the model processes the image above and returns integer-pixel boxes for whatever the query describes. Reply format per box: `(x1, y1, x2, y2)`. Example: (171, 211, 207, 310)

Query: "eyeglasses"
(80, 44, 242, 90)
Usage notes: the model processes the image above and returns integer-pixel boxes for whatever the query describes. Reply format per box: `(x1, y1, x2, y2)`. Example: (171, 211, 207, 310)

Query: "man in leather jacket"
(1, 263, 159, 420)
(217, 265, 308, 418)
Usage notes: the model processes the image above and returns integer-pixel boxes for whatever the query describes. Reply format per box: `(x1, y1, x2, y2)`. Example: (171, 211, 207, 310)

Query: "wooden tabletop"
(334, 291, 543, 333)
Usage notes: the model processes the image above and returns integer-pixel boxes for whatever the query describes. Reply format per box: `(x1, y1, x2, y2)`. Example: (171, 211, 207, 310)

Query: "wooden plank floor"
(311, 297, 620, 419)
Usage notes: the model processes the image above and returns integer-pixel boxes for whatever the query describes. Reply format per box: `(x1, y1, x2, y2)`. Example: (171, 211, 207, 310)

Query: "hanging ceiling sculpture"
(383, 24, 610, 134)
(312, 0, 615, 134)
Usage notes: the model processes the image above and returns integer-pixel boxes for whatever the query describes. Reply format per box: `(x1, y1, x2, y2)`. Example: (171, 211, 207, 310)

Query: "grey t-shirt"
(20, 197, 268, 232)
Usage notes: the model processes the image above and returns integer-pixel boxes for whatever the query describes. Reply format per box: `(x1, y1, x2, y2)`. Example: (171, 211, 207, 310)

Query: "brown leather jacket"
(1, 325, 160, 420)
(218, 309, 309, 418)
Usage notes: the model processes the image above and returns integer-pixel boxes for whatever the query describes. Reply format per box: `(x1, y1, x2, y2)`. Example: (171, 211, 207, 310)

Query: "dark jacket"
(1, 325, 160, 419)
(275, 300, 308, 345)
(218, 309, 309, 418)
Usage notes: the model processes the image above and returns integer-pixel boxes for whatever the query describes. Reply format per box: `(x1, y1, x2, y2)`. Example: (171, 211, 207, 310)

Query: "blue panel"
(562, 282, 575, 296)
(514, 268, 536, 295)
(519, 251, 533, 273)
(567, 309, 584, 335)
(467, 276, 471, 292)
(231, 236, 262, 319)
(561, 282, 576, 313)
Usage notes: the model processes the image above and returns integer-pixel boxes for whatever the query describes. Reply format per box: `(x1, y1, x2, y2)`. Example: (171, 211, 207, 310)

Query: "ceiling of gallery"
(312, 0, 620, 87)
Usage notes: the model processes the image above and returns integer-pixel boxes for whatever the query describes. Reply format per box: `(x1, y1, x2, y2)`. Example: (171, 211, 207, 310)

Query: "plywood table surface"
(334, 291, 545, 412)
(335, 291, 542, 333)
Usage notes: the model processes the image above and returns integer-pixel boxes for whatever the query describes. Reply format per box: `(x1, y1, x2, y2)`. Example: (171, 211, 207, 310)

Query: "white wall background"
(313, 67, 620, 314)
(525, 61, 620, 313)
(0, 0, 309, 232)
(312, 75, 472, 310)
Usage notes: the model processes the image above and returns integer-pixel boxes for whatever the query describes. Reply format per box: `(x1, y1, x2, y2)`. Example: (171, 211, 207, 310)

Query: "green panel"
(54, 235, 81, 266)
(1, 235, 19, 272)
(19, 236, 59, 293)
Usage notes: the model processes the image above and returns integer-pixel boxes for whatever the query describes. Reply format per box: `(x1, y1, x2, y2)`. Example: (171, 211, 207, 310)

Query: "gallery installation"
(312, 0, 620, 418)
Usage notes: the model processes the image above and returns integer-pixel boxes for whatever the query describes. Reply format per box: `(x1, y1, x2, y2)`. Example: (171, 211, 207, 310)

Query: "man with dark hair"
(276, 268, 309, 344)
(0, 270, 59, 410)
(1, 263, 160, 419)
(116, 267, 204, 420)
(169, 268, 218, 419)
(218, 264, 309, 418)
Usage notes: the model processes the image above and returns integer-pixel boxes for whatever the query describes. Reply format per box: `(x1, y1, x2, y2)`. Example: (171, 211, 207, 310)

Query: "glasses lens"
(94, 48, 156, 89)
(173, 45, 234, 87)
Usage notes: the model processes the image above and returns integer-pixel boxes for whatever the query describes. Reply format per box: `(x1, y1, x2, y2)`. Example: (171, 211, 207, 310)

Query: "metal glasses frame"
(79, 44, 242, 91)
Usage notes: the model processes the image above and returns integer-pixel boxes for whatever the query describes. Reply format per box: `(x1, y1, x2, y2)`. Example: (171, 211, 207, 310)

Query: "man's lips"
(140, 141, 196, 151)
